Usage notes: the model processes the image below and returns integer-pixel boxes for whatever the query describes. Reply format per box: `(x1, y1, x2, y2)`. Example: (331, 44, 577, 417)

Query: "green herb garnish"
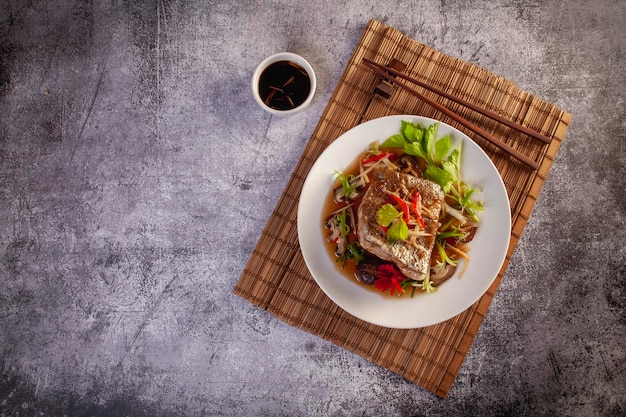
(376, 203, 409, 243)
(334, 170, 358, 200)
(383, 121, 451, 166)
(387, 219, 409, 243)
(382, 121, 484, 221)
(377, 204, 400, 226)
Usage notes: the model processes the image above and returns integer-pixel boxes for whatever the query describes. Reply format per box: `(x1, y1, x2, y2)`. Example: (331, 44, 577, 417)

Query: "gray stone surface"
(0, 0, 624, 416)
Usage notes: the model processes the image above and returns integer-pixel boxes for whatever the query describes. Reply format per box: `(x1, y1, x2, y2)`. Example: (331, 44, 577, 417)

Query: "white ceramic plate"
(297, 115, 511, 329)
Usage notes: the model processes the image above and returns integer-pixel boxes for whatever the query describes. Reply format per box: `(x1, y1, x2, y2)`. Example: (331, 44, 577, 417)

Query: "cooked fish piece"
(357, 169, 444, 281)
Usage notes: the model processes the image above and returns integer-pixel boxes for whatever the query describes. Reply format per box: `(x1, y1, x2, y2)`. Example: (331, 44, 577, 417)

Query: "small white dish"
(251, 52, 316, 116)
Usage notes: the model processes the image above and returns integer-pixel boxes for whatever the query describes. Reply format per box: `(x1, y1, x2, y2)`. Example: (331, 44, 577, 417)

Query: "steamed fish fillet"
(357, 169, 444, 281)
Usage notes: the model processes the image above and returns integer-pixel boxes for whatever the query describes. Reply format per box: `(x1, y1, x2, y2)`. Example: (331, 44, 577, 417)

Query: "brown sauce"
(258, 60, 311, 110)
(320, 152, 429, 298)
(320, 137, 480, 299)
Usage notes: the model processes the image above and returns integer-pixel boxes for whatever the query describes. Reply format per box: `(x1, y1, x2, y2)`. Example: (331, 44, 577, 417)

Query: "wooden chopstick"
(363, 58, 552, 144)
(362, 59, 541, 170)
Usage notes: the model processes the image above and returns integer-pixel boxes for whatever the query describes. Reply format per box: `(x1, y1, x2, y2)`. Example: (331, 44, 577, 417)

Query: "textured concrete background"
(0, 0, 624, 416)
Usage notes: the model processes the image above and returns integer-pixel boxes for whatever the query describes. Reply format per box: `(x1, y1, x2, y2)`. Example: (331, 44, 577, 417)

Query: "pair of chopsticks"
(362, 58, 551, 170)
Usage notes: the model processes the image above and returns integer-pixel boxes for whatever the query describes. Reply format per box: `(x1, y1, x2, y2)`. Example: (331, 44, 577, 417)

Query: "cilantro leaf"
(424, 164, 455, 193)
(377, 204, 409, 243)
(448, 146, 461, 172)
(401, 120, 419, 142)
(433, 134, 451, 162)
(412, 125, 424, 143)
(387, 218, 409, 243)
(441, 160, 458, 183)
(377, 204, 400, 227)
(381, 133, 407, 148)
(403, 141, 427, 159)
(423, 122, 439, 160)
(403, 120, 425, 143)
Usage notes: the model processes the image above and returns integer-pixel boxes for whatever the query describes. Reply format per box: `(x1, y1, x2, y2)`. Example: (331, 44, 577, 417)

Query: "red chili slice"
(362, 152, 396, 165)
(411, 192, 426, 229)
(389, 194, 410, 223)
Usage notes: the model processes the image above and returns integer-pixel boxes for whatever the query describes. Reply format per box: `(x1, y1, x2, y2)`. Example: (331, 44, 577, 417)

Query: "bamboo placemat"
(234, 19, 571, 397)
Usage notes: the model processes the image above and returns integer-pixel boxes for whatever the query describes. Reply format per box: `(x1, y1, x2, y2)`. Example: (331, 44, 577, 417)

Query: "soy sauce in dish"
(258, 60, 311, 110)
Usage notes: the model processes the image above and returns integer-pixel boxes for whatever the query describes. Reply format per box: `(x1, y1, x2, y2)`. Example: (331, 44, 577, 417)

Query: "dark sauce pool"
(321, 152, 429, 299)
(258, 60, 311, 110)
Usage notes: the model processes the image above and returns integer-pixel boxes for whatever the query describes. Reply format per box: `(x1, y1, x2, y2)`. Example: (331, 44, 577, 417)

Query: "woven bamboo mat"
(234, 19, 571, 397)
